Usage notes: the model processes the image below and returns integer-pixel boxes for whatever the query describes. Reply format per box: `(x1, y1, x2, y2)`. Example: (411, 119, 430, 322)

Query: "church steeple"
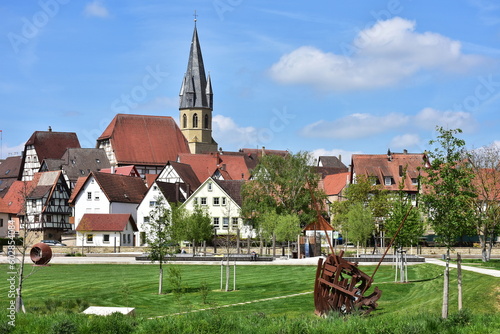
(179, 26, 211, 109)
(179, 20, 218, 154)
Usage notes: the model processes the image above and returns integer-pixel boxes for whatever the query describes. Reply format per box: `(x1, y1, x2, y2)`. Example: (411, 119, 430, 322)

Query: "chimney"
(48, 126, 52, 132)
(338, 154, 342, 163)
(403, 149, 408, 154)
(387, 149, 392, 161)
(261, 146, 266, 156)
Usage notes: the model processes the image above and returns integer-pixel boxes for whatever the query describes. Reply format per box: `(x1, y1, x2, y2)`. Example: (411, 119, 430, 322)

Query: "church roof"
(97, 114, 190, 166)
(179, 26, 211, 109)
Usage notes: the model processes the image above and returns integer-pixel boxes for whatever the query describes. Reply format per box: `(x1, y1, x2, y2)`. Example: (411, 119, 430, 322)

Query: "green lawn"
(451, 259, 500, 270)
(0, 262, 499, 333)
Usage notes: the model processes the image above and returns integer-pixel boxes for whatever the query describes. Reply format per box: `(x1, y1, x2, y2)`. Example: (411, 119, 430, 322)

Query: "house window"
(46, 215, 52, 223)
(87, 192, 92, 200)
(411, 178, 418, 185)
(31, 199, 37, 207)
(232, 217, 238, 229)
(144, 217, 150, 223)
(384, 176, 392, 186)
(213, 197, 220, 206)
(87, 234, 94, 243)
(123, 234, 126, 244)
(223, 217, 229, 229)
(221, 197, 226, 205)
(193, 113, 198, 128)
(103, 234, 110, 243)
(0, 219, 3, 227)
(127, 234, 131, 244)
(213, 217, 220, 228)
(96, 159, 100, 163)
(149, 201, 156, 207)
(193, 197, 198, 205)
(94, 191, 100, 201)
(208, 182, 212, 191)
(200, 197, 207, 205)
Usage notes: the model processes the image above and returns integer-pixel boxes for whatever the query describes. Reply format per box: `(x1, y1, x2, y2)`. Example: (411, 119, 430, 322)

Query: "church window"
(204, 114, 209, 129)
(193, 113, 198, 128)
(183, 114, 187, 128)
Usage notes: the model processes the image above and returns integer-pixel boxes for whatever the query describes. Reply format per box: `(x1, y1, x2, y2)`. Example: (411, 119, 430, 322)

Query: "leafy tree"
(467, 143, 500, 262)
(385, 169, 424, 248)
(174, 204, 212, 254)
(145, 197, 174, 294)
(241, 151, 325, 255)
(344, 202, 374, 251)
(420, 127, 476, 318)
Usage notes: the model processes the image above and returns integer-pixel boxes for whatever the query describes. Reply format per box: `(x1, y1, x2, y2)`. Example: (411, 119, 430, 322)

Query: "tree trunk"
(236, 229, 240, 254)
(158, 267, 163, 295)
(479, 234, 488, 262)
(272, 233, 276, 258)
(457, 253, 462, 311)
(225, 257, 230, 291)
(442, 250, 449, 319)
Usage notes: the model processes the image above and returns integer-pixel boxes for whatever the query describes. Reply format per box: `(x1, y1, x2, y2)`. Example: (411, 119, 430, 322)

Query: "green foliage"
(344, 202, 374, 247)
(385, 194, 424, 247)
(174, 204, 213, 247)
(241, 151, 325, 229)
(421, 127, 477, 250)
(145, 197, 173, 263)
(199, 280, 210, 304)
(259, 210, 302, 242)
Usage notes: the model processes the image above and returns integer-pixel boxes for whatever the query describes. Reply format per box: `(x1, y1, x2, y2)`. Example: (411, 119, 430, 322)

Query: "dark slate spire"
(179, 25, 211, 109)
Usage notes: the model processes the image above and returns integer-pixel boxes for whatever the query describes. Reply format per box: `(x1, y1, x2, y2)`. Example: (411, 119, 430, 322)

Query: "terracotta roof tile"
(69, 176, 87, 204)
(76, 213, 138, 232)
(97, 114, 190, 166)
(323, 172, 349, 195)
(100, 166, 140, 177)
(1, 181, 33, 214)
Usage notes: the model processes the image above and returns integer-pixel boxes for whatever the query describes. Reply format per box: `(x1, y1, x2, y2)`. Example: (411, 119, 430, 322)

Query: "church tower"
(179, 22, 218, 154)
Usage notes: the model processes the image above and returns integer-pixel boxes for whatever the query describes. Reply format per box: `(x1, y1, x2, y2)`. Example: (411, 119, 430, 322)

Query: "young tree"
(145, 197, 173, 295)
(467, 143, 500, 262)
(420, 127, 476, 318)
(241, 151, 325, 255)
(176, 204, 212, 254)
(344, 202, 374, 255)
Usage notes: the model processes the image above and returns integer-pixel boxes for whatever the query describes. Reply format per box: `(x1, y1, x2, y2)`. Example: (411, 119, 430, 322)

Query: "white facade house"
(182, 177, 253, 238)
(76, 213, 137, 247)
(70, 172, 147, 238)
(137, 181, 171, 246)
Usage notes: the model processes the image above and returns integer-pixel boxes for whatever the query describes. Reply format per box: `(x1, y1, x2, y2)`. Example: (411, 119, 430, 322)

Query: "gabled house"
(70, 171, 147, 231)
(350, 150, 427, 204)
(22, 171, 72, 241)
(136, 181, 187, 246)
(157, 161, 201, 193)
(76, 213, 138, 247)
(182, 177, 253, 237)
(0, 156, 23, 198)
(40, 148, 111, 190)
(0, 181, 31, 237)
(21, 129, 81, 181)
(323, 172, 349, 204)
(96, 114, 190, 178)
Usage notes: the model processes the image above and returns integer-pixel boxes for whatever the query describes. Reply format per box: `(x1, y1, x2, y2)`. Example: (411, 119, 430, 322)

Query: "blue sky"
(1, 0, 500, 165)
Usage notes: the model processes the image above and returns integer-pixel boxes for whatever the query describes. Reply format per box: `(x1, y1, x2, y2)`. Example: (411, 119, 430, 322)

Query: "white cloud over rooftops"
(269, 17, 485, 92)
(300, 108, 477, 139)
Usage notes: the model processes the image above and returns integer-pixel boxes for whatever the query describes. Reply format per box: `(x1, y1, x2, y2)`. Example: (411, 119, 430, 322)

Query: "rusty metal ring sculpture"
(30, 242, 53, 265)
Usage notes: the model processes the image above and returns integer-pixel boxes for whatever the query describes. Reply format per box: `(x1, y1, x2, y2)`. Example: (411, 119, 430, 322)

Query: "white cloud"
(1, 141, 25, 158)
(301, 108, 478, 140)
(414, 107, 478, 131)
(84, 1, 110, 18)
(269, 17, 484, 91)
(301, 113, 409, 139)
(389, 134, 421, 149)
(212, 115, 260, 149)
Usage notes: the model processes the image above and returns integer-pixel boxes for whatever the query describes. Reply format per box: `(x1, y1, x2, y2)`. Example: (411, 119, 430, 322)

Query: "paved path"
(425, 258, 500, 278)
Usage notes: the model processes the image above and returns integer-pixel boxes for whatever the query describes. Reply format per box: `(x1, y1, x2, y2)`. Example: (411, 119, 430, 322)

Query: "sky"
(1, 0, 500, 165)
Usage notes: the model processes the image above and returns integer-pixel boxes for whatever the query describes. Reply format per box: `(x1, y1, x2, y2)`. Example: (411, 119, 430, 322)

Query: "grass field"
(0, 262, 499, 333)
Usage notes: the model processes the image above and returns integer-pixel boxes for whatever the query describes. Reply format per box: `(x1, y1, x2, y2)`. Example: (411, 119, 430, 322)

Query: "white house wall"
(73, 176, 110, 229)
(76, 221, 136, 247)
(136, 182, 171, 246)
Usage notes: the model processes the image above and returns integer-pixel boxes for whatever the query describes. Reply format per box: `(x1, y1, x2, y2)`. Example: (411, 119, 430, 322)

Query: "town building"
(76, 213, 137, 247)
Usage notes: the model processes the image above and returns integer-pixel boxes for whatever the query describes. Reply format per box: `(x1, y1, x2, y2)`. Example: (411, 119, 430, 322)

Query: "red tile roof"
(177, 153, 219, 183)
(351, 152, 425, 191)
(97, 114, 190, 166)
(69, 176, 86, 204)
(323, 172, 349, 196)
(177, 152, 251, 183)
(25, 131, 80, 161)
(76, 213, 138, 232)
(100, 165, 140, 177)
(0, 181, 33, 214)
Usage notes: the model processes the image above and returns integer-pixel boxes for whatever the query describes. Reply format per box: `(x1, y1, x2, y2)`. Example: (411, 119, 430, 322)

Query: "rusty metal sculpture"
(30, 242, 52, 265)
(314, 250, 381, 315)
(309, 180, 412, 316)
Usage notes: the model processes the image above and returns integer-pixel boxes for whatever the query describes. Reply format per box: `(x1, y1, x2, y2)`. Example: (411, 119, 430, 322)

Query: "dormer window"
(207, 182, 212, 192)
(411, 178, 418, 185)
(384, 176, 392, 186)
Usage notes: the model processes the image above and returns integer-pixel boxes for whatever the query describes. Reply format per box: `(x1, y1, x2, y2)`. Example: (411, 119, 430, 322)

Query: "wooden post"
(457, 253, 462, 311)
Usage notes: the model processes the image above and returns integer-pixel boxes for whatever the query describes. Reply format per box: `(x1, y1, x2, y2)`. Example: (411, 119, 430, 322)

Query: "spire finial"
(193, 10, 198, 24)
